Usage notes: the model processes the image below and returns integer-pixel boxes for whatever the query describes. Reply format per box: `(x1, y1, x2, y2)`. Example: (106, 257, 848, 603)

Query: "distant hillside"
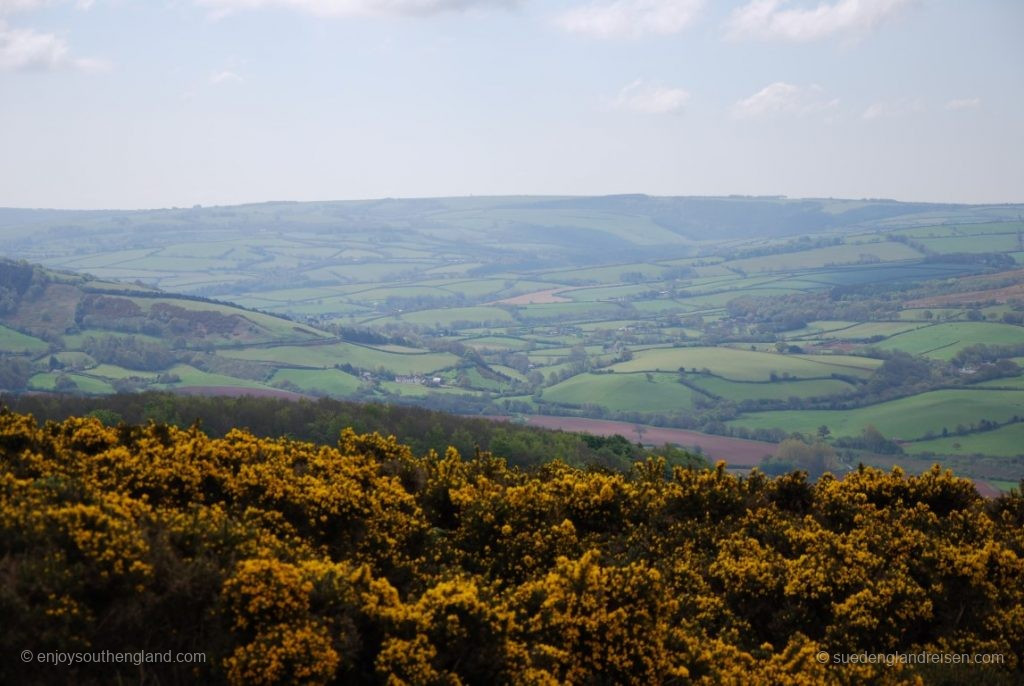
(4, 200, 1024, 486)
(0, 258, 333, 397)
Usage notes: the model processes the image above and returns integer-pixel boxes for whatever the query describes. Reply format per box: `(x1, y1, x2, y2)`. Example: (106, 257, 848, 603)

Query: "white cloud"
(861, 97, 922, 120)
(0, 22, 62, 69)
(0, 21, 105, 70)
(945, 97, 980, 111)
(0, 1, 48, 13)
(613, 80, 689, 114)
(732, 81, 837, 118)
(726, 0, 914, 42)
(195, 0, 519, 19)
(0, 0, 95, 14)
(210, 69, 243, 84)
(558, 0, 704, 38)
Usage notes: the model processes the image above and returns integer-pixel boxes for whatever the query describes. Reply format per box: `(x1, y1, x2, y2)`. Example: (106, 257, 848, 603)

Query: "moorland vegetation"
(1, 409, 1022, 684)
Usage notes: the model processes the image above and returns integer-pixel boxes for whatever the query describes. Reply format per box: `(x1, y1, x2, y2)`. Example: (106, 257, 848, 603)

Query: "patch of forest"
(0, 392, 704, 472)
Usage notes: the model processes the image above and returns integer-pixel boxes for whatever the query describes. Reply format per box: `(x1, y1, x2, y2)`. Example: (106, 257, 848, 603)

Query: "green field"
(904, 422, 1024, 457)
(0, 325, 48, 353)
(386, 306, 517, 328)
(728, 389, 1024, 440)
(159, 365, 271, 390)
(817, 321, 929, 340)
(221, 343, 459, 375)
(543, 372, 699, 413)
(877, 322, 1024, 359)
(611, 347, 879, 381)
(688, 375, 855, 401)
(515, 302, 626, 320)
(87, 364, 159, 380)
(972, 375, 1024, 390)
(28, 372, 115, 395)
(914, 234, 1021, 254)
(459, 336, 533, 351)
(722, 241, 921, 273)
(270, 368, 362, 396)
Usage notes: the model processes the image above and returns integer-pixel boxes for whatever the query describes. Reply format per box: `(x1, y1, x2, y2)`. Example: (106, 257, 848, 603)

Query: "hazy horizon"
(5, 191, 1024, 214)
(2, 0, 1022, 209)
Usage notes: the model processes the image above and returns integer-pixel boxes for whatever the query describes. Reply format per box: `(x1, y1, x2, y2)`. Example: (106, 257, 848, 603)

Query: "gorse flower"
(0, 408, 1020, 684)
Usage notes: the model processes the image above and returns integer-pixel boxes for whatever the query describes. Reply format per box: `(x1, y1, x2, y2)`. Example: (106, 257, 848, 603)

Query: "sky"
(1, 0, 1022, 209)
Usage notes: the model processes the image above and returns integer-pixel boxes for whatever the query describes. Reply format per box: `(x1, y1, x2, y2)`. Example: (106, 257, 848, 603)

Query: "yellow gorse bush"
(0, 408, 1022, 685)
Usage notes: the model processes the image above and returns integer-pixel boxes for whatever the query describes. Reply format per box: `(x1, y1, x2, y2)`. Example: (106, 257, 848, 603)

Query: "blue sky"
(1, 0, 1021, 208)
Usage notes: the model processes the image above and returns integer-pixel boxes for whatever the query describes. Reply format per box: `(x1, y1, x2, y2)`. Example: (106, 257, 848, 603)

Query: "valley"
(3, 196, 1024, 489)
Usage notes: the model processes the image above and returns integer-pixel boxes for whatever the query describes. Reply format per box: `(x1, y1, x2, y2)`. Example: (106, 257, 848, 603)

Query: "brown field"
(493, 288, 571, 305)
(973, 481, 1003, 498)
(506, 415, 777, 465)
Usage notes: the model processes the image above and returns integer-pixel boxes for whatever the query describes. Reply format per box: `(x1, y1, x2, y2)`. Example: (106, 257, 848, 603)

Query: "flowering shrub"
(0, 408, 1021, 684)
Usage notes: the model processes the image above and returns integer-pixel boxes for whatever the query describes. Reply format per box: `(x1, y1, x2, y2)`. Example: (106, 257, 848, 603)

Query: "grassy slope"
(543, 372, 700, 412)
(729, 388, 1024, 440)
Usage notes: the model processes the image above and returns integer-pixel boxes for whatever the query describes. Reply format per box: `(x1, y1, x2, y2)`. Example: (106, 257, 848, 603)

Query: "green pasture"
(904, 422, 1024, 458)
(127, 297, 325, 340)
(88, 364, 159, 380)
(561, 283, 662, 302)
(728, 388, 1024, 440)
(792, 262, 976, 287)
(0, 325, 48, 353)
(611, 346, 879, 381)
(914, 234, 1021, 254)
(435, 278, 558, 299)
(722, 242, 921, 273)
(877, 322, 1024, 359)
(543, 372, 699, 413)
(304, 262, 433, 283)
(237, 285, 365, 303)
(425, 262, 485, 275)
(784, 321, 857, 338)
(988, 480, 1022, 494)
(972, 375, 1024, 390)
(378, 382, 479, 398)
(115, 256, 240, 272)
(692, 264, 735, 277)
(687, 375, 855, 401)
(682, 275, 787, 293)
(515, 302, 625, 321)
(630, 300, 695, 314)
(28, 372, 115, 395)
(460, 336, 533, 351)
(49, 249, 158, 270)
(342, 285, 455, 302)
(158, 364, 271, 390)
(389, 306, 517, 327)
(220, 343, 459, 375)
(270, 368, 361, 396)
(676, 288, 805, 308)
(441, 207, 686, 245)
(539, 263, 671, 285)
(281, 301, 373, 317)
(575, 319, 652, 332)
(819, 321, 929, 340)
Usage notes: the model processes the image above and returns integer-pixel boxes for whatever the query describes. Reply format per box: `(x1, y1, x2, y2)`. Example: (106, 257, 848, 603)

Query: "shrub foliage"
(1, 408, 1022, 684)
